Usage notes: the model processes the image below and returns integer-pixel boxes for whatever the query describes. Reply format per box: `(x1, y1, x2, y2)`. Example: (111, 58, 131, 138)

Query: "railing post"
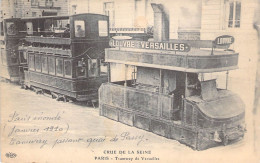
(158, 69, 163, 117)
(107, 63, 111, 83)
(226, 71, 229, 89)
(124, 64, 128, 109)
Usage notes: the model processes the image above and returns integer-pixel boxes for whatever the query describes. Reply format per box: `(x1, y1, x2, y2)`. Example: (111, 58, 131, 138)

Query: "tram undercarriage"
(20, 70, 107, 102)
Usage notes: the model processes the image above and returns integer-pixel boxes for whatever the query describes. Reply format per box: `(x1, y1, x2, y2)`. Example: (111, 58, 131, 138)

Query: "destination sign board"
(214, 35, 235, 46)
(109, 40, 191, 52)
(109, 28, 146, 34)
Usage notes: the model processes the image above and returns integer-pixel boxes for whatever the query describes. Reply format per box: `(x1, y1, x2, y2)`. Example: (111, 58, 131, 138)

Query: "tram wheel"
(223, 136, 229, 146)
(24, 85, 28, 90)
(70, 98, 77, 102)
(63, 96, 69, 102)
(20, 84, 25, 89)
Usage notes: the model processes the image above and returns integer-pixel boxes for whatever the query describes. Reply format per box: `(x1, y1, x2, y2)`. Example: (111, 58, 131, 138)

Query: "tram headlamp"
(238, 123, 246, 131)
(213, 131, 222, 142)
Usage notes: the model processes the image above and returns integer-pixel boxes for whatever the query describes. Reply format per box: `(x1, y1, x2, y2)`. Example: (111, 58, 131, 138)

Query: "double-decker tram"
(18, 13, 109, 102)
(0, 18, 26, 82)
(99, 38, 246, 150)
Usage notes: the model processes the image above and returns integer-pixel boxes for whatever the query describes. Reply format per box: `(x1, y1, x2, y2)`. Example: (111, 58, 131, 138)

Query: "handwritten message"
(3, 111, 149, 150)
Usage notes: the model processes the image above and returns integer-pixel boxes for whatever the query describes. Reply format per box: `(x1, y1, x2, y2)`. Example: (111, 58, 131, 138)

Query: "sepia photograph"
(0, 0, 260, 162)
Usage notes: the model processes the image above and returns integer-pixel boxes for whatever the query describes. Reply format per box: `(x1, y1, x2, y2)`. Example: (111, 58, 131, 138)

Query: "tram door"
(171, 71, 186, 121)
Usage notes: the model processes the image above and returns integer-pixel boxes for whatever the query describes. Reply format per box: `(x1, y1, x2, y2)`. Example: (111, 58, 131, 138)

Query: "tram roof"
(20, 13, 108, 21)
(105, 48, 239, 73)
(21, 15, 70, 21)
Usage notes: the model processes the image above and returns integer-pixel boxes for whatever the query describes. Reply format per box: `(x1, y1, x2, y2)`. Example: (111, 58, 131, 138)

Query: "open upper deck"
(105, 47, 239, 73)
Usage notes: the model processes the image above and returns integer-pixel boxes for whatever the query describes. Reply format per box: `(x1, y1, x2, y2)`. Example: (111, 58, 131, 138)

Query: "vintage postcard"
(0, 0, 260, 162)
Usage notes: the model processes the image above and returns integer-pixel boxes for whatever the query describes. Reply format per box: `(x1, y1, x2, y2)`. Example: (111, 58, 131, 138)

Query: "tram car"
(18, 13, 110, 101)
(0, 18, 26, 82)
(99, 39, 246, 150)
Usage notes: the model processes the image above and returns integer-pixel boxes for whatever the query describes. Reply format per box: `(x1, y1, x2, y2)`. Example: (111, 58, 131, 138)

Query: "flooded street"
(0, 70, 258, 163)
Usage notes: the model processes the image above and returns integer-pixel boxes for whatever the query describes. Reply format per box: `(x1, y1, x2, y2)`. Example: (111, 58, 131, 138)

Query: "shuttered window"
(48, 57, 55, 75)
(35, 55, 41, 72)
(29, 54, 35, 70)
(56, 58, 63, 76)
(41, 56, 48, 73)
(64, 60, 72, 77)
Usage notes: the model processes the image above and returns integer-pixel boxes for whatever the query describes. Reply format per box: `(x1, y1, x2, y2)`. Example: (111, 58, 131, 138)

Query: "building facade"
(68, 0, 257, 41)
(0, 0, 68, 21)
(69, 0, 154, 29)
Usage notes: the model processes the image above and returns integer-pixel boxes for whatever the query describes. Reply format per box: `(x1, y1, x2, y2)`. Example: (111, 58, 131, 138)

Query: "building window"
(104, 2, 115, 28)
(45, 0, 53, 7)
(72, 5, 77, 14)
(32, 12, 37, 17)
(31, 0, 38, 6)
(228, 1, 241, 28)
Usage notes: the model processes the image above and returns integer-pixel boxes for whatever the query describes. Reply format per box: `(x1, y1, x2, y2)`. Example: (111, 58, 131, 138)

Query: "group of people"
(63, 24, 85, 38)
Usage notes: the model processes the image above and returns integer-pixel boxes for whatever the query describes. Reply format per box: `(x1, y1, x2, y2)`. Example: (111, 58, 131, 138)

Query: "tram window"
(0, 48, 2, 64)
(42, 56, 48, 73)
(74, 20, 85, 37)
(185, 103, 193, 125)
(48, 57, 55, 75)
(26, 22, 33, 35)
(6, 22, 18, 35)
(29, 54, 35, 71)
(199, 72, 226, 90)
(100, 60, 107, 76)
(0, 22, 3, 36)
(11, 52, 18, 64)
(64, 60, 72, 77)
(1, 48, 6, 65)
(35, 55, 41, 72)
(88, 59, 99, 77)
(76, 59, 86, 78)
(56, 58, 63, 76)
(19, 51, 27, 64)
(98, 21, 108, 37)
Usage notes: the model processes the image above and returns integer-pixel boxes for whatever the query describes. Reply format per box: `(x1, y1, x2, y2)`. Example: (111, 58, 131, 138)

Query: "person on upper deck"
(63, 24, 70, 38)
(75, 25, 85, 37)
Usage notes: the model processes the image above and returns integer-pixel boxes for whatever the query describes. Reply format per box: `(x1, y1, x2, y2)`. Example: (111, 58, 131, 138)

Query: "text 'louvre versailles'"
(109, 40, 190, 52)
